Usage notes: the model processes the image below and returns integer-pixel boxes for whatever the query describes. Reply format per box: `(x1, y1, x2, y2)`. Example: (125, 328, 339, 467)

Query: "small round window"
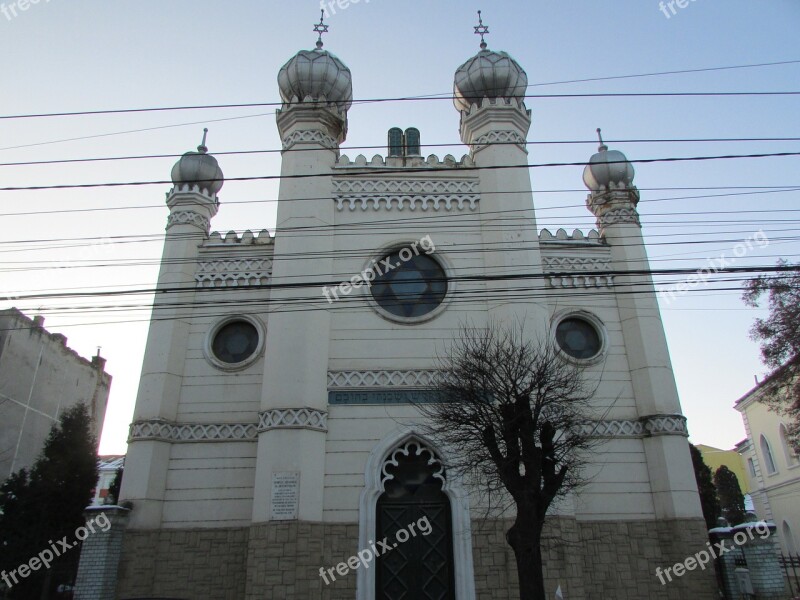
(555, 317, 602, 360)
(211, 320, 259, 364)
(371, 249, 447, 319)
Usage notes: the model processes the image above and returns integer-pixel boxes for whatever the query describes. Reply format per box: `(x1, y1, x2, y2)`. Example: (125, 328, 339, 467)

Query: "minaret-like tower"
(453, 12, 548, 327)
(122, 131, 223, 527)
(584, 131, 702, 519)
(250, 13, 353, 524)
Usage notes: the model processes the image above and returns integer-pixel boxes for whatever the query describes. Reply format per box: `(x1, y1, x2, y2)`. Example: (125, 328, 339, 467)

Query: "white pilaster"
(121, 185, 218, 528)
(587, 186, 703, 519)
(251, 101, 344, 523)
(459, 98, 549, 331)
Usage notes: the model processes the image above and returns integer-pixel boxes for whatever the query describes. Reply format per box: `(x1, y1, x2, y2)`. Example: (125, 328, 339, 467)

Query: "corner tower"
(250, 14, 353, 527)
(122, 131, 223, 528)
(453, 12, 548, 327)
(584, 130, 703, 519)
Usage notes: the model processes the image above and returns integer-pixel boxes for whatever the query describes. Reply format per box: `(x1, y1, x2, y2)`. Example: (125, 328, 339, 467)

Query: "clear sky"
(0, 0, 798, 454)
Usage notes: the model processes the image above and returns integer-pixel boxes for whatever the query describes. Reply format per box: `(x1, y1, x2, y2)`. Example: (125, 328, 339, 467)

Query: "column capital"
(458, 97, 531, 151)
(276, 103, 347, 149)
(165, 187, 219, 234)
(586, 187, 641, 235)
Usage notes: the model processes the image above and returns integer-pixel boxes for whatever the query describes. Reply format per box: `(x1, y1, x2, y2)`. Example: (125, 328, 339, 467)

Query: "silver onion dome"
(278, 48, 353, 111)
(171, 129, 224, 196)
(453, 49, 528, 112)
(583, 129, 635, 191)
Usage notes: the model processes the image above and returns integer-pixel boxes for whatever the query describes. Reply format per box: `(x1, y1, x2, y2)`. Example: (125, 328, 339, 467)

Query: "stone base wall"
(470, 517, 717, 600)
(116, 528, 249, 600)
(116, 517, 717, 599)
(244, 522, 359, 600)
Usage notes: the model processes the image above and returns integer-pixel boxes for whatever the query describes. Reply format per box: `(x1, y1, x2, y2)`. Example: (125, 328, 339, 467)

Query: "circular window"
(211, 320, 259, 364)
(370, 249, 447, 320)
(555, 317, 602, 360)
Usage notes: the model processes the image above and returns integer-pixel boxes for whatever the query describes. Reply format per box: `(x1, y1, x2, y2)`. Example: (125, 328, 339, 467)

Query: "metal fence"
(781, 553, 800, 597)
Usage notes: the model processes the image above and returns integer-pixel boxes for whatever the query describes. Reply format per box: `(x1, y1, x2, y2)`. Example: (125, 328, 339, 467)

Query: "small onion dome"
(278, 48, 353, 111)
(453, 49, 528, 112)
(582, 129, 635, 191)
(170, 129, 224, 196)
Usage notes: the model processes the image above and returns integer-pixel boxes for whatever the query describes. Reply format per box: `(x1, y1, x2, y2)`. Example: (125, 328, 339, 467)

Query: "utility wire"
(3, 138, 800, 169)
(1, 151, 799, 192)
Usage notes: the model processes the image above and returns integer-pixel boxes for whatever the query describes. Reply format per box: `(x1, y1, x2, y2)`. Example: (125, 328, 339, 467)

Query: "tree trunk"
(507, 514, 546, 600)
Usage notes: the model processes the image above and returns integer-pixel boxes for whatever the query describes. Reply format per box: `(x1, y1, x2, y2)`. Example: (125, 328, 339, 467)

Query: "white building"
(116, 19, 715, 600)
(0, 308, 111, 481)
(90, 454, 125, 506)
(736, 379, 800, 555)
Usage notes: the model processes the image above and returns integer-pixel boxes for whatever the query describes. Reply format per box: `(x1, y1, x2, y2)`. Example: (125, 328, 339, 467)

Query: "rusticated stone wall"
(115, 517, 717, 599)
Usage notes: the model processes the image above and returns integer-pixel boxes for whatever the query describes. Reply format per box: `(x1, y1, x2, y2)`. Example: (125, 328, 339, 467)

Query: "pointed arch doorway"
(376, 441, 454, 599)
(356, 427, 477, 600)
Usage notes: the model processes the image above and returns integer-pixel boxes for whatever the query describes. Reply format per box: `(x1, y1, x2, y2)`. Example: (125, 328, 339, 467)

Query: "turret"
(121, 131, 223, 527)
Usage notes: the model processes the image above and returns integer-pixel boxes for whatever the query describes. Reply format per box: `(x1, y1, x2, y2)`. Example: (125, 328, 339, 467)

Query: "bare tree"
(743, 261, 800, 452)
(418, 323, 598, 600)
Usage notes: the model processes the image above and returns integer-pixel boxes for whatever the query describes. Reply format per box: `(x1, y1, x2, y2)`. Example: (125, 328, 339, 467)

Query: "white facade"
(736, 383, 800, 554)
(116, 29, 712, 600)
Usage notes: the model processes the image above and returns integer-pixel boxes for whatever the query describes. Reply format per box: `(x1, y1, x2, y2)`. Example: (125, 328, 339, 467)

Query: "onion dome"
(277, 13, 352, 111)
(583, 129, 635, 191)
(170, 129, 224, 196)
(453, 11, 528, 112)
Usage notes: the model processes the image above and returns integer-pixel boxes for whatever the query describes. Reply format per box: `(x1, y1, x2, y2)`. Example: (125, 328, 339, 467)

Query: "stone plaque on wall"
(270, 472, 300, 520)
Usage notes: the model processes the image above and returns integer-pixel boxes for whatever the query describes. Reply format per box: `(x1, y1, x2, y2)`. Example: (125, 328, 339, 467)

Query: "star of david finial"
(313, 9, 329, 49)
(474, 10, 490, 49)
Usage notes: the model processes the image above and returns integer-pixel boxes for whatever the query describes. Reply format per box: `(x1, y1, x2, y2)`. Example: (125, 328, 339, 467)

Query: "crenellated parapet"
(539, 228, 603, 244)
(336, 153, 474, 169)
(205, 229, 273, 246)
(539, 228, 614, 289)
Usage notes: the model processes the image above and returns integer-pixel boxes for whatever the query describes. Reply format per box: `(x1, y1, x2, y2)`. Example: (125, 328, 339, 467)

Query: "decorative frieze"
(128, 413, 688, 442)
(579, 414, 688, 438)
(642, 414, 689, 436)
(471, 130, 528, 154)
(333, 178, 479, 212)
(542, 256, 614, 289)
(282, 130, 338, 151)
(328, 370, 438, 388)
(598, 206, 641, 228)
(258, 408, 328, 432)
(195, 258, 273, 288)
(166, 210, 210, 233)
(128, 419, 258, 443)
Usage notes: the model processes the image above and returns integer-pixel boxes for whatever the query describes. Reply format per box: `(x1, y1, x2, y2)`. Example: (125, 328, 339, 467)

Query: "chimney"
(33, 315, 45, 328)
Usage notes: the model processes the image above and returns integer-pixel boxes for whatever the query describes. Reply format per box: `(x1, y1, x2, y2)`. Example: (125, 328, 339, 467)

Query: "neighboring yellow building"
(695, 443, 751, 494)
(735, 380, 800, 555)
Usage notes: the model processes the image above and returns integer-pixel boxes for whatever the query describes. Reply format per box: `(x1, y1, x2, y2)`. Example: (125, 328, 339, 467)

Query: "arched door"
(376, 442, 455, 600)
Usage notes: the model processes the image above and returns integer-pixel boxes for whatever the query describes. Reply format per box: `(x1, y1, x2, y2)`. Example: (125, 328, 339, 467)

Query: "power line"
(4, 264, 797, 304)
(2, 185, 798, 218)
(3, 138, 800, 169)
(2, 56, 799, 121)
(1, 152, 799, 192)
